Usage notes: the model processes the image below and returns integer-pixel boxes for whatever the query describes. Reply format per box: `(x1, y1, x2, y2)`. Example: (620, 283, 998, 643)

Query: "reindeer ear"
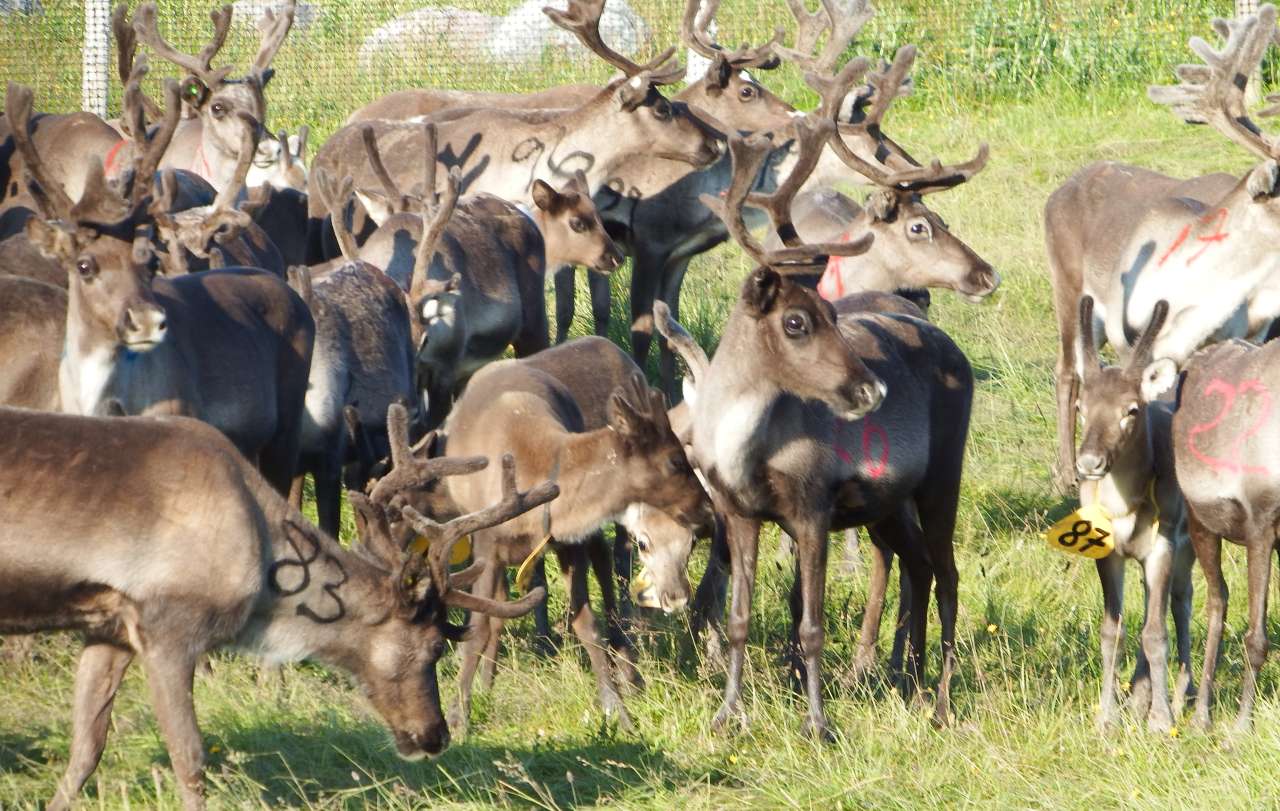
(531, 179, 559, 212)
(742, 267, 781, 315)
(704, 55, 732, 93)
(1248, 160, 1280, 199)
(607, 387, 647, 442)
(866, 190, 897, 222)
(25, 218, 75, 261)
(1141, 359, 1179, 403)
(615, 75, 649, 112)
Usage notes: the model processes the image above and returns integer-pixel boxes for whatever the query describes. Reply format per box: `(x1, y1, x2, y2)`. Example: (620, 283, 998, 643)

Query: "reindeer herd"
(3, 0, 1280, 806)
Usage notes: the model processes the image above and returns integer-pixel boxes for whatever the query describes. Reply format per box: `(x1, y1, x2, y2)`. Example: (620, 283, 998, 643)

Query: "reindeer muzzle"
(119, 301, 168, 350)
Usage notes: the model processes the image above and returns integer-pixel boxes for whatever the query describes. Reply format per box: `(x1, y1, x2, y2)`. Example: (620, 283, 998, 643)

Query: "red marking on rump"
(832, 415, 890, 479)
(1156, 224, 1190, 268)
(1186, 377, 1272, 476)
(102, 139, 127, 178)
(1185, 208, 1230, 266)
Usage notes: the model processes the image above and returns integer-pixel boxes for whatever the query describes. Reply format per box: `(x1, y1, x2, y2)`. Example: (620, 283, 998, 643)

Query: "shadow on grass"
(0, 730, 53, 776)
(216, 720, 694, 808)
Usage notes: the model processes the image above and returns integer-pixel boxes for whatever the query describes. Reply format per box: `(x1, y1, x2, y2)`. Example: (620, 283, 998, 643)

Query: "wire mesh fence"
(0, 0, 1249, 144)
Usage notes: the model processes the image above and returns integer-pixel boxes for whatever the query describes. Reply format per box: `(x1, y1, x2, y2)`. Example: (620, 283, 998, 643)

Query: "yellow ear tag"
(409, 534, 472, 566)
(630, 568, 659, 609)
(1045, 504, 1115, 559)
(514, 533, 552, 594)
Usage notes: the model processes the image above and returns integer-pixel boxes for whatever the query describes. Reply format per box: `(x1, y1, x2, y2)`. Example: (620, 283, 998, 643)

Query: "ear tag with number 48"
(1045, 504, 1115, 559)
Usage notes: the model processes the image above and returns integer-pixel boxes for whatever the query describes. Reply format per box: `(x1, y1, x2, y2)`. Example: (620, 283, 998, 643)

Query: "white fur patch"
(711, 391, 772, 489)
(63, 346, 117, 416)
(681, 377, 698, 408)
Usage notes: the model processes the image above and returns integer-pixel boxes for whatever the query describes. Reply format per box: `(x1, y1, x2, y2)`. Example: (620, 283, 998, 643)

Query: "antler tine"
(776, 0, 874, 75)
(545, 0, 665, 77)
(252, 0, 296, 76)
(128, 79, 183, 207)
(871, 143, 990, 195)
(803, 56, 871, 127)
(120, 53, 150, 143)
(1149, 5, 1280, 161)
(1129, 300, 1171, 371)
(420, 122, 438, 206)
(411, 166, 461, 291)
(680, 0, 721, 60)
(1078, 295, 1099, 370)
(401, 454, 561, 587)
(5, 83, 76, 220)
(653, 300, 709, 383)
(367, 403, 490, 508)
(209, 113, 261, 213)
(347, 490, 404, 571)
(697, 132, 774, 266)
(134, 2, 227, 85)
(859, 45, 916, 132)
(113, 5, 163, 127)
(745, 114, 833, 246)
(310, 168, 359, 261)
(360, 125, 410, 213)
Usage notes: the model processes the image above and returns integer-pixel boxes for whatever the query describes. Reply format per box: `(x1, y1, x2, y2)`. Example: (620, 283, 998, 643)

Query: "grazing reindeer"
(661, 115, 974, 737)
(0, 274, 65, 410)
(132, 0, 296, 193)
(0, 405, 555, 810)
(437, 354, 712, 734)
(1169, 334, 1280, 732)
(1074, 296, 1194, 732)
(1046, 5, 1280, 489)
(7, 83, 314, 496)
(285, 261, 417, 536)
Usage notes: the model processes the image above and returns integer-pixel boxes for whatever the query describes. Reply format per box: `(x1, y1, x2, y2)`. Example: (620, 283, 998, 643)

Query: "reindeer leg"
(1138, 544, 1175, 733)
(712, 511, 761, 733)
(613, 524, 635, 622)
(1170, 540, 1196, 716)
(528, 559, 560, 658)
(588, 266, 612, 338)
(839, 528, 863, 577)
(553, 265, 576, 344)
(656, 257, 693, 401)
(48, 642, 134, 811)
(1234, 534, 1272, 734)
(1188, 513, 1226, 731)
(690, 515, 729, 664)
(140, 644, 205, 811)
(792, 518, 833, 740)
(559, 544, 632, 730)
(477, 568, 508, 691)
(448, 560, 499, 737)
(1094, 553, 1125, 731)
(629, 246, 662, 371)
(588, 532, 642, 690)
(850, 525, 893, 680)
(314, 453, 343, 537)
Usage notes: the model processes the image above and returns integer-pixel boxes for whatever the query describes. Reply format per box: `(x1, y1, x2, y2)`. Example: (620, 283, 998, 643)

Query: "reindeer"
(284, 259, 417, 536)
(0, 274, 65, 410)
(1073, 296, 1194, 732)
(246, 126, 308, 191)
(1167, 333, 1280, 732)
(132, 0, 295, 193)
(434, 344, 712, 734)
(0, 404, 556, 810)
(7, 83, 314, 496)
(309, 4, 724, 225)
(1047, 5, 1280, 490)
(659, 111, 974, 737)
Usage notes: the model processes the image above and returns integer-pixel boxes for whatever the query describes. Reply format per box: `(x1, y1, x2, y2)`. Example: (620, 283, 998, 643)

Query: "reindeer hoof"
(1146, 711, 1173, 735)
(1126, 680, 1153, 718)
(931, 704, 951, 730)
(712, 702, 747, 734)
(1190, 708, 1212, 732)
(848, 649, 878, 682)
(801, 714, 835, 742)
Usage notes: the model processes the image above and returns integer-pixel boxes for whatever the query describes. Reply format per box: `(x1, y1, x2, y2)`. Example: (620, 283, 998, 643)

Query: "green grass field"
(11, 7, 1280, 805)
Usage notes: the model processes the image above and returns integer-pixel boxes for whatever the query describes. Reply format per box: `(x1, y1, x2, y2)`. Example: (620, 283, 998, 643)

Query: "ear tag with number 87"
(1045, 504, 1115, 559)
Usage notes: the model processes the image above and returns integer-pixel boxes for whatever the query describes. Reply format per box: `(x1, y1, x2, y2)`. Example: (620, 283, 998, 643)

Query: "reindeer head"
(8, 81, 179, 352)
(621, 502, 698, 613)
(546, 0, 724, 169)
(347, 405, 558, 758)
(1074, 296, 1177, 480)
(531, 171, 623, 273)
(607, 372, 713, 533)
(133, 2, 294, 176)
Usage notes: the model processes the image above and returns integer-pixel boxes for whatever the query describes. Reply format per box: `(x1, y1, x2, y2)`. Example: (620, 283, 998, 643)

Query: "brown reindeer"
(1169, 333, 1280, 732)
(0, 405, 555, 810)
(1046, 4, 1280, 490)
(660, 114, 973, 737)
(0, 274, 65, 409)
(1074, 296, 1194, 732)
(7, 83, 313, 496)
(132, 0, 295, 193)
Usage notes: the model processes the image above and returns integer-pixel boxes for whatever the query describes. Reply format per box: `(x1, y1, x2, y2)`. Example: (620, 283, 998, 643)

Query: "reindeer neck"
(543, 426, 635, 543)
(61, 291, 121, 415)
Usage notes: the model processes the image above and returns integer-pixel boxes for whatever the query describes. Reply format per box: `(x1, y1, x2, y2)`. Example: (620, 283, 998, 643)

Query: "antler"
(1149, 5, 1280, 161)
(681, 0, 783, 69)
(545, 0, 679, 79)
(252, 0, 296, 79)
(368, 403, 488, 508)
(411, 166, 462, 293)
(124, 78, 183, 208)
(134, 2, 234, 88)
(700, 117, 872, 270)
(112, 4, 163, 127)
(361, 125, 415, 214)
(775, 0, 874, 76)
(6, 83, 76, 220)
(310, 168, 359, 260)
(1128, 300, 1170, 371)
(400, 453, 560, 602)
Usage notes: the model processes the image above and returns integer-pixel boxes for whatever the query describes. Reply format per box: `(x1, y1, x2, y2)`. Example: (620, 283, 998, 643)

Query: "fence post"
(82, 0, 110, 115)
(1239, 0, 1263, 105)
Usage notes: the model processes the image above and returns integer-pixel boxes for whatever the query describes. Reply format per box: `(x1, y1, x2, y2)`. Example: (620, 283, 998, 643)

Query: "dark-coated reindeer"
(1170, 333, 1280, 732)
(1047, 5, 1280, 490)
(0, 405, 555, 811)
(8, 82, 313, 496)
(661, 113, 974, 737)
(1074, 296, 1194, 732)
(132, 0, 296, 192)
(435, 351, 713, 734)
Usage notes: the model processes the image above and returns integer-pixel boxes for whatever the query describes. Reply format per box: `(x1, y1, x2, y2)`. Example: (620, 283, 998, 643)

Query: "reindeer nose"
(1076, 451, 1108, 479)
(120, 302, 167, 348)
(660, 590, 689, 614)
(846, 377, 886, 418)
(971, 264, 1001, 296)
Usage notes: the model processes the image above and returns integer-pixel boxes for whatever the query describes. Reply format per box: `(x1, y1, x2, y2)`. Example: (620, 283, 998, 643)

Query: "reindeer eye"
(75, 257, 96, 279)
(652, 99, 671, 120)
(570, 218, 589, 234)
(634, 535, 650, 553)
(210, 102, 226, 117)
(667, 454, 690, 475)
(907, 220, 930, 239)
(782, 312, 810, 336)
(739, 85, 757, 101)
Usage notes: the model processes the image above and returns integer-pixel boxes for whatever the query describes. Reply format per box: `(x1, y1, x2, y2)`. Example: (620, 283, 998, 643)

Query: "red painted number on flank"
(1186, 378, 1273, 477)
(833, 416, 890, 479)
(1157, 209, 1230, 268)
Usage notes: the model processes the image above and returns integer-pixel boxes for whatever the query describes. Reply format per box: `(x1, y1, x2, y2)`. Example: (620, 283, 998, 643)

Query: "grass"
(6, 83, 1280, 808)
(8, 0, 1280, 803)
